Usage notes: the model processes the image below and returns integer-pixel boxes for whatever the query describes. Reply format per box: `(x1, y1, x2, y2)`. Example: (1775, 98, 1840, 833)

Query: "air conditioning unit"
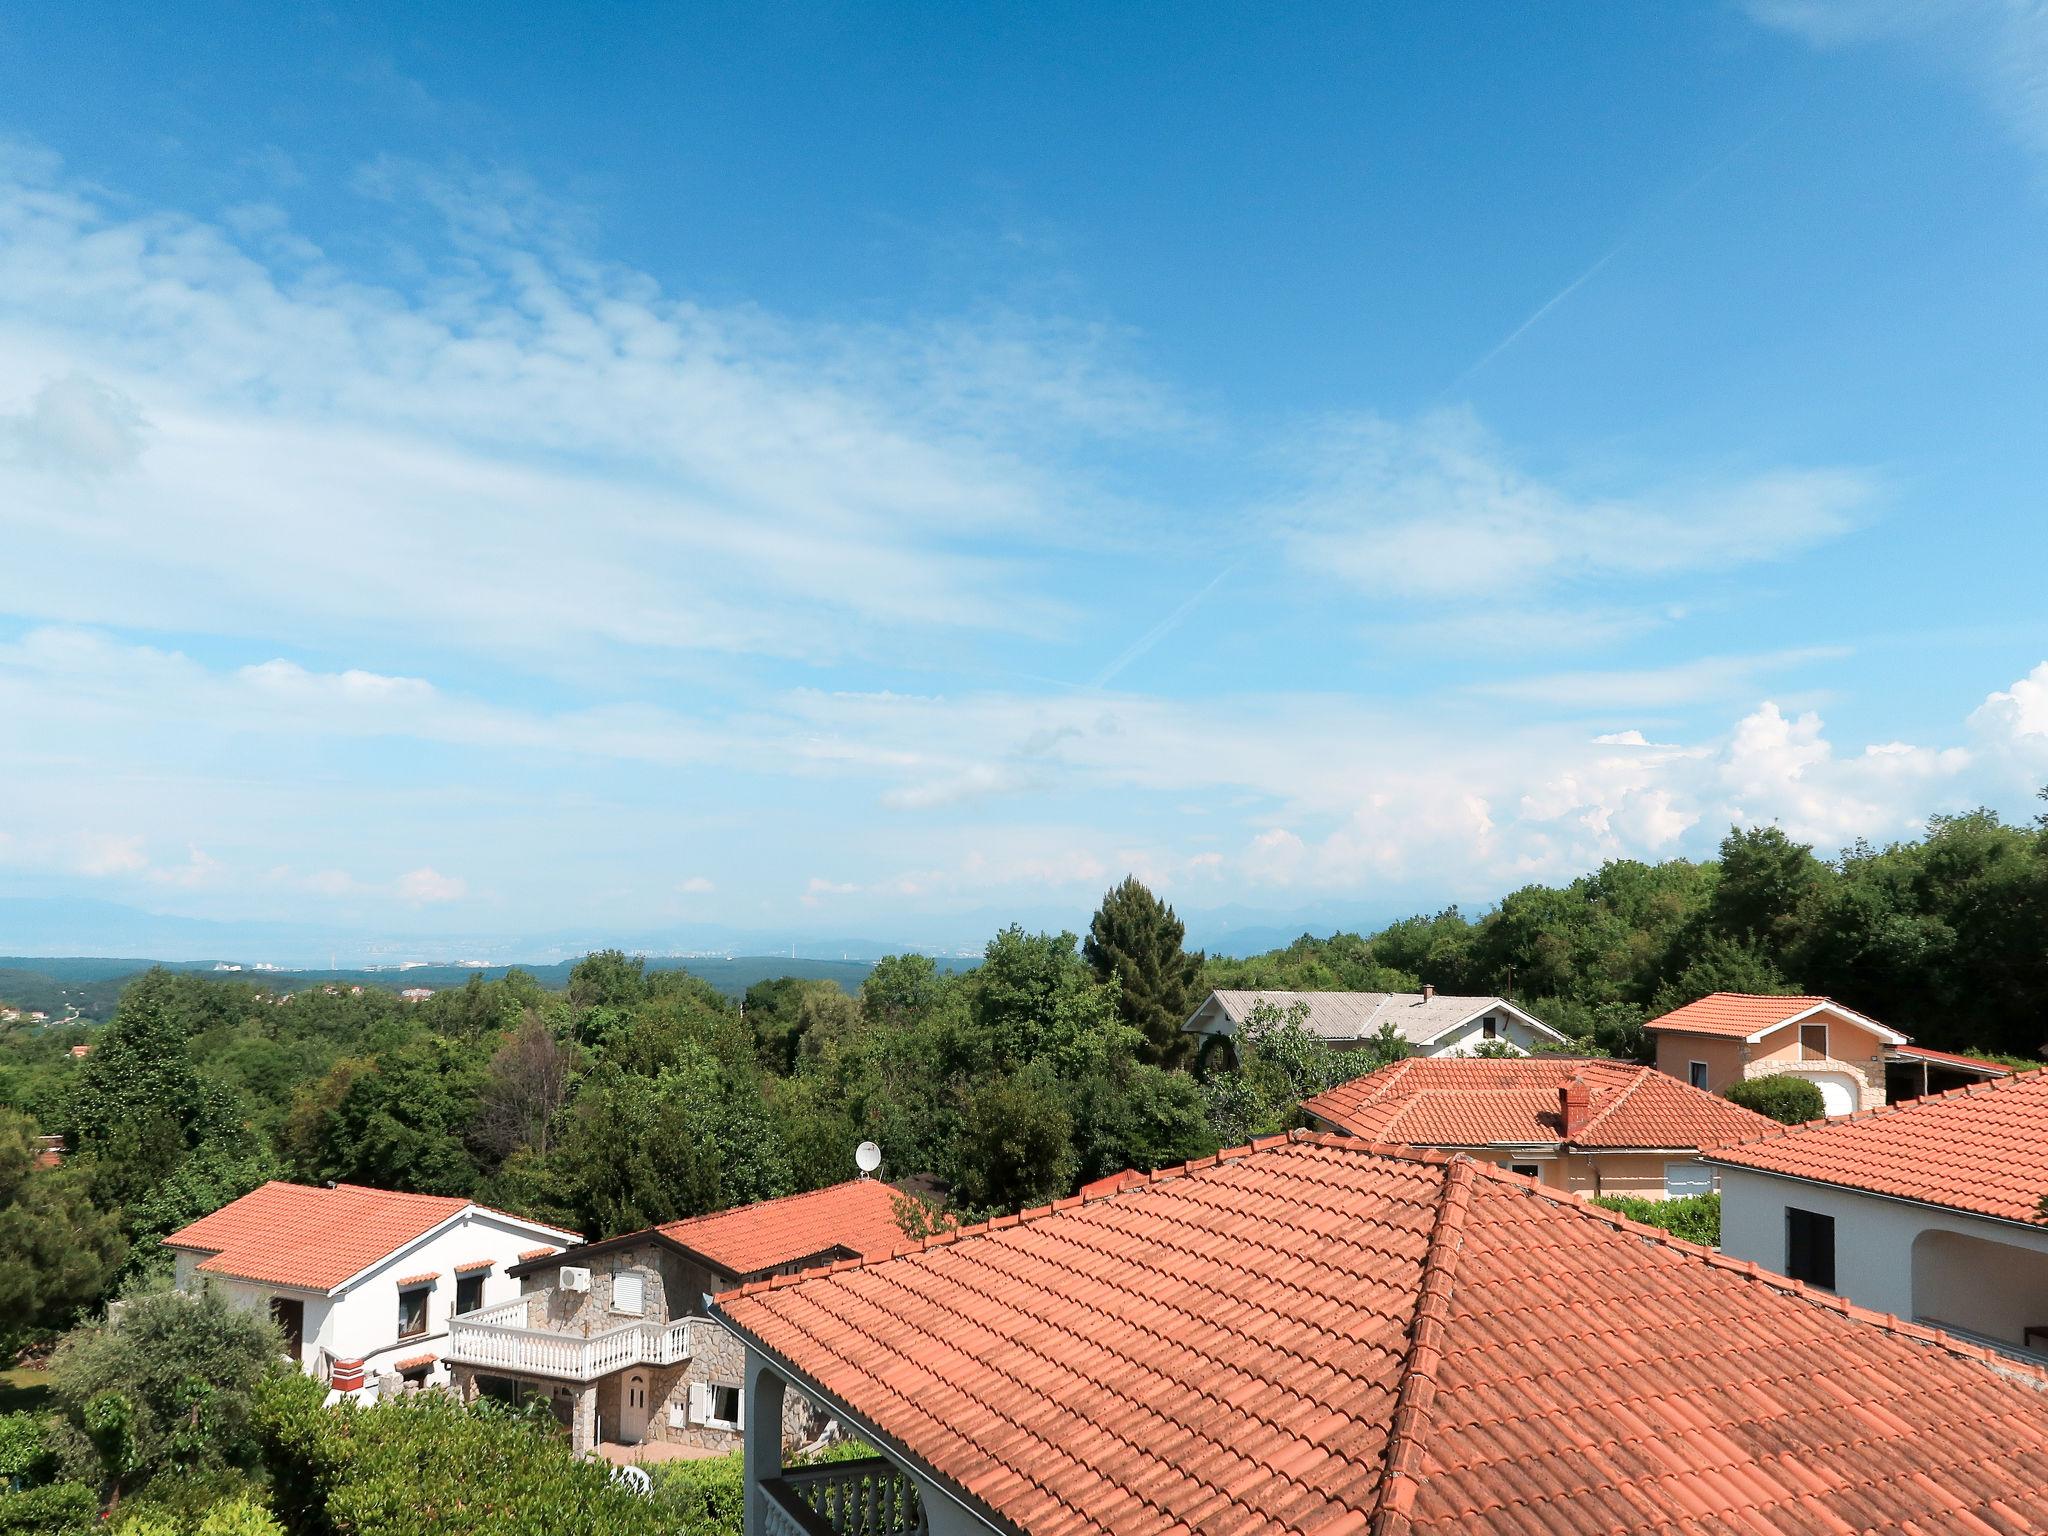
(559, 1266, 591, 1293)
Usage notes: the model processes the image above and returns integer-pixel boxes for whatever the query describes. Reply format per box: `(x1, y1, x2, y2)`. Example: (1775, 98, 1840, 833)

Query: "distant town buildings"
(399, 987, 435, 1002)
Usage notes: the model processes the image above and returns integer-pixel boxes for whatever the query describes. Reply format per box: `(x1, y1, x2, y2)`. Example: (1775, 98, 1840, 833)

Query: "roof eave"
(1412, 998, 1568, 1046)
(710, 1299, 1024, 1536)
(1700, 1158, 2048, 1233)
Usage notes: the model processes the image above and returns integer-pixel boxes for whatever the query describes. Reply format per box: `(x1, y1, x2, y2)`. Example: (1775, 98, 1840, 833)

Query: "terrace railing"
(763, 1458, 927, 1536)
(447, 1311, 695, 1382)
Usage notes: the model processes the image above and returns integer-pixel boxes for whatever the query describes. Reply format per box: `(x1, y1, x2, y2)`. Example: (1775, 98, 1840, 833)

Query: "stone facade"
(452, 1236, 827, 1455)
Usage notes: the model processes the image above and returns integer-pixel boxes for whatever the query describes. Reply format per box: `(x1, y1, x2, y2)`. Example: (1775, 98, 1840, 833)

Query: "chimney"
(1559, 1077, 1591, 1140)
(1421, 984, 1435, 1001)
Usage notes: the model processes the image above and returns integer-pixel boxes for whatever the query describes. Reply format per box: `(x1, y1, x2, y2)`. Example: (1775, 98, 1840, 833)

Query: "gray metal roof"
(1184, 989, 1558, 1045)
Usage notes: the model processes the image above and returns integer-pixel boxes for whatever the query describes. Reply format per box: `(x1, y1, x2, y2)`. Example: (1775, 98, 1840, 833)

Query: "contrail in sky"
(1091, 562, 1238, 689)
(1439, 103, 1802, 400)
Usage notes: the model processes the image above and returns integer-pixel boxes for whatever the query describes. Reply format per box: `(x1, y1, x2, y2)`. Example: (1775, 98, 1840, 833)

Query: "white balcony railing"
(447, 1311, 695, 1382)
(765, 1458, 927, 1536)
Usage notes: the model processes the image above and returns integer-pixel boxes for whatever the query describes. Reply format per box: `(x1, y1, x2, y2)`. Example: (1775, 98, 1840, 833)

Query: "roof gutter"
(708, 1298, 1023, 1536)
(1699, 1159, 2048, 1235)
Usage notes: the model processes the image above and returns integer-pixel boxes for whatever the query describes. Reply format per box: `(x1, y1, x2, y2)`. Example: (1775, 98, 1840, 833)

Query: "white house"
(1181, 987, 1566, 1059)
(1707, 1069, 2048, 1363)
(166, 1181, 580, 1395)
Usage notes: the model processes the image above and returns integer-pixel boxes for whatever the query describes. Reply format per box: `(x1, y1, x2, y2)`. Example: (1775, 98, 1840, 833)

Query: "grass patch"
(0, 1368, 52, 1414)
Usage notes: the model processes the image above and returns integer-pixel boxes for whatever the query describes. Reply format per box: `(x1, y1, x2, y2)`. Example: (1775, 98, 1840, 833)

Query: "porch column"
(741, 1349, 789, 1536)
(570, 1383, 599, 1454)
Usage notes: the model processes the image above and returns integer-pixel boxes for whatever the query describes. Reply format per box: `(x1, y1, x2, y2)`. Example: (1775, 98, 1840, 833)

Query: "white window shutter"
(732, 1387, 744, 1424)
(613, 1273, 644, 1314)
(688, 1382, 710, 1424)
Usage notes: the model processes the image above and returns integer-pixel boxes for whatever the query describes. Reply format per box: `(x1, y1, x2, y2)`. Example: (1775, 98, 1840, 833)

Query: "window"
(397, 1285, 430, 1339)
(1786, 1207, 1836, 1290)
(692, 1381, 743, 1428)
(1481, 1016, 1498, 1040)
(456, 1274, 485, 1315)
(1800, 1023, 1829, 1062)
(612, 1272, 645, 1316)
(1664, 1161, 1714, 1199)
(1688, 1060, 1709, 1091)
(1509, 1163, 1541, 1181)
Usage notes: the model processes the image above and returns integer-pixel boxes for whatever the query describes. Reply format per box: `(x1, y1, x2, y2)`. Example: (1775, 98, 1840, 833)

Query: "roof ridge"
(1569, 1063, 1652, 1141)
(1713, 1071, 2001, 1154)
(728, 1133, 1463, 1297)
(1369, 1156, 1476, 1536)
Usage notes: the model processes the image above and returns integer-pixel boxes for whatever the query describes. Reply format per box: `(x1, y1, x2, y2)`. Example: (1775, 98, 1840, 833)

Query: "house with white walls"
(1181, 987, 1565, 1060)
(166, 1181, 579, 1395)
(1708, 1069, 2048, 1363)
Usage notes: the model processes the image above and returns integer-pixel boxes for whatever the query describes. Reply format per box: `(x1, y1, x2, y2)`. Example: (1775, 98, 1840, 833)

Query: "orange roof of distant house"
(1710, 1069, 2048, 1223)
(165, 1182, 579, 1293)
(649, 1179, 907, 1279)
(1302, 1056, 1779, 1151)
(1644, 991, 1906, 1043)
(716, 1134, 2048, 1536)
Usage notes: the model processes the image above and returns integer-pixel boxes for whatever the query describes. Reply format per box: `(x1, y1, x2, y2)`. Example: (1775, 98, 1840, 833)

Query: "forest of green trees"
(1, 803, 2045, 1527)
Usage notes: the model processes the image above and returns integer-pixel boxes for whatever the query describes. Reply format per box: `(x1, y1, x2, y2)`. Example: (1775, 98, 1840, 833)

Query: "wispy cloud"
(1278, 408, 1874, 603)
(1750, 1, 2048, 164)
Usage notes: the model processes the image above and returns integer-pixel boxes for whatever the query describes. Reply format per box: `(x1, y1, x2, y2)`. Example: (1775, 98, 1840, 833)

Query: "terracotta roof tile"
(1642, 990, 1904, 1042)
(518, 1246, 560, 1262)
(1891, 1044, 2011, 1076)
(651, 1178, 908, 1278)
(1303, 1057, 1779, 1152)
(165, 1182, 578, 1293)
(1711, 1068, 2048, 1223)
(393, 1352, 437, 1372)
(453, 1258, 495, 1274)
(718, 1135, 2048, 1536)
(395, 1270, 438, 1288)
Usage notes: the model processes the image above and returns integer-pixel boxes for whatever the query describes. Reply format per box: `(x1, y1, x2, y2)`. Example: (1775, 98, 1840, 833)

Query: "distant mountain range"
(0, 894, 1415, 974)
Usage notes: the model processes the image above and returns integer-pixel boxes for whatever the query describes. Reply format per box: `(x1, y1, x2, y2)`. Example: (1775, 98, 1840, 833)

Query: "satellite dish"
(855, 1140, 883, 1177)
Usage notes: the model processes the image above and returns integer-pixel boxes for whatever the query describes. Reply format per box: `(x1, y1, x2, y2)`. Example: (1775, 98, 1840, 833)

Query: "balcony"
(762, 1458, 926, 1536)
(447, 1298, 695, 1382)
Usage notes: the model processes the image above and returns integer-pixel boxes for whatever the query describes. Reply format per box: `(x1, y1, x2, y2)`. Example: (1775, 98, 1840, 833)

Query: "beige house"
(1644, 993, 1921, 1116)
(445, 1179, 907, 1455)
(1300, 1056, 1778, 1200)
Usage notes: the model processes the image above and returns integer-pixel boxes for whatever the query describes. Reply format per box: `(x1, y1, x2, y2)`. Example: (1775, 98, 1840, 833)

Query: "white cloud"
(0, 146, 1172, 672)
(394, 867, 467, 904)
(1750, 1, 2048, 163)
(675, 875, 716, 895)
(1474, 647, 1849, 709)
(0, 374, 146, 474)
(1279, 409, 1873, 604)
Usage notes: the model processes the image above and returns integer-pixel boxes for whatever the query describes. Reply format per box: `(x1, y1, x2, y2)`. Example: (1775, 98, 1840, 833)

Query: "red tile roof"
(1302, 1056, 1779, 1151)
(1891, 1043, 2011, 1077)
(651, 1179, 908, 1279)
(518, 1246, 560, 1262)
(393, 1352, 437, 1372)
(394, 1271, 439, 1288)
(165, 1182, 578, 1293)
(453, 1258, 495, 1274)
(717, 1134, 2048, 1536)
(1710, 1068, 2048, 1223)
(1643, 991, 1903, 1042)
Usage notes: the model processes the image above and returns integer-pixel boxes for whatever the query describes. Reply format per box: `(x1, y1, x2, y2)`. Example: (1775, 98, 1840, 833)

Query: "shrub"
(1591, 1193, 1721, 1248)
(646, 1453, 741, 1536)
(0, 1413, 53, 1488)
(0, 1481, 97, 1535)
(1722, 1074, 1825, 1125)
(259, 1384, 651, 1536)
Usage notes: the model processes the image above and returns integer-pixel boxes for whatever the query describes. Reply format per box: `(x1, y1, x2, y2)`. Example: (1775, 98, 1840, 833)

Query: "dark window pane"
(1786, 1207, 1835, 1290)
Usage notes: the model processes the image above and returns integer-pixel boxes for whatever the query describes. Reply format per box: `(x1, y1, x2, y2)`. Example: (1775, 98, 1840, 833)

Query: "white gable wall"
(172, 1206, 568, 1389)
(1411, 1012, 1548, 1058)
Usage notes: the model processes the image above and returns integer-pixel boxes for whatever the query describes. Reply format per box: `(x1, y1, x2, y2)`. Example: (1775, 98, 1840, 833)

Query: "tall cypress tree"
(1084, 877, 1204, 1068)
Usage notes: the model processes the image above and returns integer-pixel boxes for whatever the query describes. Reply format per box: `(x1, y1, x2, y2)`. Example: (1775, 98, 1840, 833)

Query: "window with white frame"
(1664, 1160, 1714, 1199)
(1481, 1016, 1498, 1040)
(612, 1272, 645, 1316)
(690, 1381, 743, 1428)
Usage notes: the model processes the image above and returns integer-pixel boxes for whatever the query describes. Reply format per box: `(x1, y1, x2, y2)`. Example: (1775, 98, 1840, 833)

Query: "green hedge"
(1722, 1074, 1825, 1125)
(0, 1413, 52, 1487)
(0, 1482, 97, 1535)
(1590, 1193, 1721, 1248)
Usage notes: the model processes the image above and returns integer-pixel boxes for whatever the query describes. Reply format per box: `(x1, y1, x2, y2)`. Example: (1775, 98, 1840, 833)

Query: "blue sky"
(2, 2, 2046, 955)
